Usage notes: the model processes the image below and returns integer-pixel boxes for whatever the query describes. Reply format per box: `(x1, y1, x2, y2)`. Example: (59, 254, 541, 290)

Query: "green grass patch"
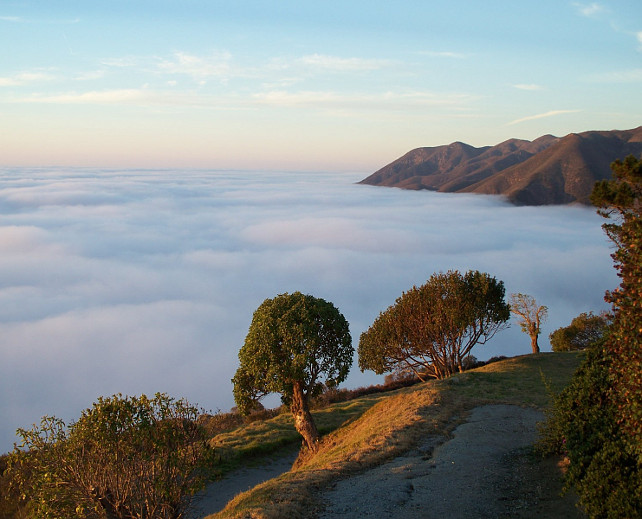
(438, 352, 584, 407)
(208, 389, 398, 476)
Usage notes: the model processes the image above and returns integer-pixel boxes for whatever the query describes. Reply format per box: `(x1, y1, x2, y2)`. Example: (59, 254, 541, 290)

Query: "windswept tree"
(358, 270, 510, 380)
(232, 292, 353, 452)
(6, 393, 214, 519)
(509, 293, 548, 353)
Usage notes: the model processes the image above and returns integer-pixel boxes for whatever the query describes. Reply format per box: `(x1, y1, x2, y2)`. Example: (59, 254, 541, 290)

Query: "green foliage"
(591, 155, 642, 461)
(549, 311, 610, 352)
(358, 270, 510, 380)
(232, 292, 353, 414)
(540, 155, 642, 517)
(5, 393, 214, 519)
(232, 292, 352, 450)
(537, 344, 642, 517)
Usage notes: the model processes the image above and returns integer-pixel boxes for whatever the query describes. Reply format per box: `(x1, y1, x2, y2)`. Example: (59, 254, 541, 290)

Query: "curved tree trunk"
(290, 380, 320, 452)
(531, 334, 540, 354)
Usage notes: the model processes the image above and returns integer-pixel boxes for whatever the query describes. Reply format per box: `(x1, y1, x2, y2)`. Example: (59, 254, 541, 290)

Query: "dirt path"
(316, 404, 583, 519)
(191, 404, 584, 518)
(189, 450, 298, 518)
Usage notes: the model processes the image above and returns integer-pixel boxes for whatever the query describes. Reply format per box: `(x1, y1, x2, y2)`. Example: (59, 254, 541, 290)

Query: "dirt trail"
(189, 450, 298, 518)
(191, 404, 583, 518)
(317, 404, 583, 519)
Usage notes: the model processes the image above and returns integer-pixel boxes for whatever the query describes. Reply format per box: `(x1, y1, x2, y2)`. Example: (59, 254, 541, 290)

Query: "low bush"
(537, 342, 642, 517)
(549, 311, 610, 352)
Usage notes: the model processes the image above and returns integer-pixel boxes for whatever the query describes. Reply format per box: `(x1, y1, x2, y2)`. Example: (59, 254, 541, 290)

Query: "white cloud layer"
(0, 169, 617, 452)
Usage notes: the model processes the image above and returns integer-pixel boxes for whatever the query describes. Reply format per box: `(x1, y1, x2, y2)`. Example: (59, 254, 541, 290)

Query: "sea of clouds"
(0, 167, 617, 452)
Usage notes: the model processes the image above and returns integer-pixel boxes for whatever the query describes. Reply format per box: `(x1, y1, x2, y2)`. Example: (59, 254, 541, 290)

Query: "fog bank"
(0, 168, 616, 452)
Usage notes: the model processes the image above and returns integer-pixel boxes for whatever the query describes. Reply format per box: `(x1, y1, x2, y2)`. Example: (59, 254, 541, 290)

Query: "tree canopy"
(232, 292, 353, 451)
(509, 293, 548, 353)
(358, 270, 510, 380)
(6, 393, 213, 519)
(549, 311, 610, 352)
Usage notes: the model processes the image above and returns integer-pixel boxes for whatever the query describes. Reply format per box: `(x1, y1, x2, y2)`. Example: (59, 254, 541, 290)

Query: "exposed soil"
(316, 405, 584, 519)
(191, 404, 584, 518)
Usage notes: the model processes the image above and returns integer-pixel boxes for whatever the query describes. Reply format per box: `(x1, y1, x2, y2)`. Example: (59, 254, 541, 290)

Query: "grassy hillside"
(207, 352, 583, 518)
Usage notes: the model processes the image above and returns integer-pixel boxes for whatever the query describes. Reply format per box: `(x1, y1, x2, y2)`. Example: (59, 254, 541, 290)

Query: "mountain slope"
(360, 127, 642, 205)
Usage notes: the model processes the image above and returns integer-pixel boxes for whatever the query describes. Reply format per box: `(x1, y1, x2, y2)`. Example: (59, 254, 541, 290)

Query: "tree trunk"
(290, 380, 320, 452)
(531, 334, 540, 354)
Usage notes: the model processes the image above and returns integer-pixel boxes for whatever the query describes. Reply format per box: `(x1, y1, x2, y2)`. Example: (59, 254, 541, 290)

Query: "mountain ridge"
(359, 126, 642, 205)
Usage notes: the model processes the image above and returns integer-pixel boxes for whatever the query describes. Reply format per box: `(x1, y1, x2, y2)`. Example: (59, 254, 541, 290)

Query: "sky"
(1, 1, 642, 170)
(0, 168, 617, 452)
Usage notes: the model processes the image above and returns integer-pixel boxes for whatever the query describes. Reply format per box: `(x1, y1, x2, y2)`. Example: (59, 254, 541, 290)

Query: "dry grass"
(208, 352, 583, 519)
(207, 390, 398, 476)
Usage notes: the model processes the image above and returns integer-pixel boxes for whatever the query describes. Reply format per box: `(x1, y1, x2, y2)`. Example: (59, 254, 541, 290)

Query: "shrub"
(6, 393, 215, 519)
(549, 311, 610, 352)
(538, 342, 642, 517)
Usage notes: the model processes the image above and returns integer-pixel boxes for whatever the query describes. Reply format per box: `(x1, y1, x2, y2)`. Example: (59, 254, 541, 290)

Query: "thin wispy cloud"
(17, 89, 151, 104)
(100, 57, 140, 68)
(252, 90, 476, 110)
(73, 70, 106, 81)
(512, 83, 543, 91)
(585, 68, 642, 83)
(573, 2, 605, 17)
(0, 71, 55, 87)
(420, 50, 468, 59)
(0, 15, 80, 24)
(508, 109, 581, 125)
(297, 54, 390, 72)
(11, 88, 233, 110)
(157, 51, 234, 84)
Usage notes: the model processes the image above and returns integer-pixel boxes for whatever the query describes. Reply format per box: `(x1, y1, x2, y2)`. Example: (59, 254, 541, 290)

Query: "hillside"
(205, 352, 584, 518)
(359, 127, 642, 205)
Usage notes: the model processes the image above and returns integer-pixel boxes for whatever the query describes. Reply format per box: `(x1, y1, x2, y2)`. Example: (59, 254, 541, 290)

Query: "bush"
(538, 342, 642, 517)
(549, 311, 610, 352)
(6, 393, 215, 519)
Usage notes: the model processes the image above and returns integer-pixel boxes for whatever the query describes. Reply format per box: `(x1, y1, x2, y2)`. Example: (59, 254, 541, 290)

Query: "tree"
(549, 311, 610, 352)
(591, 154, 642, 462)
(232, 292, 353, 452)
(538, 156, 642, 517)
(509, 293, 548, 353)
(6, 393, 214, 519)
(358, 270, 510, 380)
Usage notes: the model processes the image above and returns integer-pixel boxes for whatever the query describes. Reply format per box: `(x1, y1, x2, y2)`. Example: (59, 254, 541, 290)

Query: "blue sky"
(1, 1, 641, 170)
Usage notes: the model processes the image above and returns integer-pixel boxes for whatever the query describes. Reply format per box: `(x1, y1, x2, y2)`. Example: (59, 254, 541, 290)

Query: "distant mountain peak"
(359, 127, 642, 205)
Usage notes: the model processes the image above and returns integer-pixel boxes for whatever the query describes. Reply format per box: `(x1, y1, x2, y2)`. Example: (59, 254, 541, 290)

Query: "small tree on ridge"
(509, 293, 548, 353)
(358, 270, 510, 380)
(232, 292, 353, 452)
(549, 311, 610, 352)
